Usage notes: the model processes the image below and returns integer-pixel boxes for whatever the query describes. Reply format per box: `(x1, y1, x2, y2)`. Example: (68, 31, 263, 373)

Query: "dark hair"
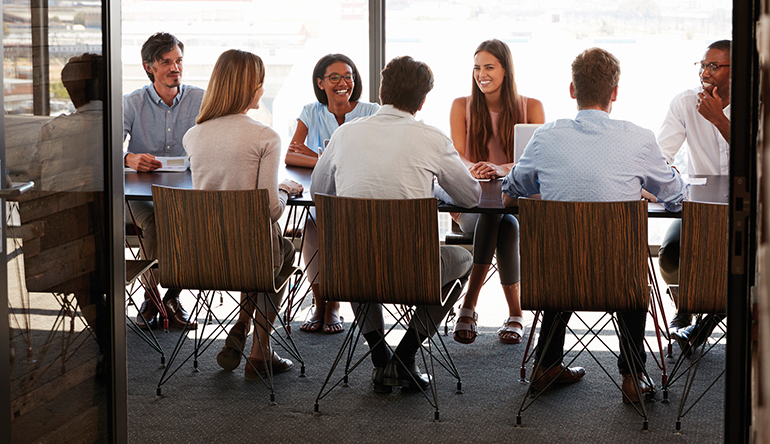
(571, 47, 621, 109)
(468, 39, 521, 163)
(380, 56, 433, 114)
(141, 32, 184, 82)
(708, 39, 731, 53)
(312, 54, 362, 105)
(61, 53, 103, 108)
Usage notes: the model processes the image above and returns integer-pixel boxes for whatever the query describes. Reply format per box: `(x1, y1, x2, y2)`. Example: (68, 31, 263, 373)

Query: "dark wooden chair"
(663, 201, 728, 431)
(516, 198, 653, 430)
(151, 186, 303, 404)
(313, 194, 462, 421)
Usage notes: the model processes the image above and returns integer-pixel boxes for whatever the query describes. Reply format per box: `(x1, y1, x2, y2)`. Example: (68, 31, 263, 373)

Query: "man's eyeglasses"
(696, 62, 730, 75)
(324, 73, 355, 83)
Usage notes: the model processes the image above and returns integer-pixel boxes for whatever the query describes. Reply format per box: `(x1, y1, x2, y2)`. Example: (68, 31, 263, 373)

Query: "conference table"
(125, 166, 730, 216)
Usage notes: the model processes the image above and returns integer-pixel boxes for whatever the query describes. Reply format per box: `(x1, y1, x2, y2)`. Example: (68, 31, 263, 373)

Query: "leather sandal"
(216, 321, 247, 371)
(498, 316, 524, 344)
(452, 308, 478, 344)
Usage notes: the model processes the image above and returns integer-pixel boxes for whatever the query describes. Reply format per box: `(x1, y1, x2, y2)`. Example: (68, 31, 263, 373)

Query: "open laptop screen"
(513, 123, 542, 163)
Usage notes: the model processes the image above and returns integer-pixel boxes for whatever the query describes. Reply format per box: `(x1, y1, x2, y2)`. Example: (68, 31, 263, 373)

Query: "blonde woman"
(183, 49, 303, 379)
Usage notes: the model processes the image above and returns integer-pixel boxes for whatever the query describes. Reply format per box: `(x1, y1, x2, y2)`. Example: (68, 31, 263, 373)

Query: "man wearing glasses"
(657, 40, 731, 351)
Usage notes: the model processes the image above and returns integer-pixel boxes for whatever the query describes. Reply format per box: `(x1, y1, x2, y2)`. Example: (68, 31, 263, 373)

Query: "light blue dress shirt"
(123, 83, 205, 157)
(298, 101, 380, 153)
(501, 109, 688, 212)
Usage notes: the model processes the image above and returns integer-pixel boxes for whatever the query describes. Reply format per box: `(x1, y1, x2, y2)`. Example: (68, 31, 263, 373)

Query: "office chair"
(152, 186, 304, 404)
(515, 198, 653, 431)
(661, 201, 728, 431)
(313, 194, 463, 421)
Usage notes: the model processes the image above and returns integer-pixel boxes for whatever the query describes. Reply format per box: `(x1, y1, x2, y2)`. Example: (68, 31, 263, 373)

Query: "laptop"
(513, 123, 542, 163)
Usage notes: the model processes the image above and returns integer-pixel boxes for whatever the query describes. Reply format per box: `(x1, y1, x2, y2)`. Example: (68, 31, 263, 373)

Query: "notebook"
(513, 123, 542, 163)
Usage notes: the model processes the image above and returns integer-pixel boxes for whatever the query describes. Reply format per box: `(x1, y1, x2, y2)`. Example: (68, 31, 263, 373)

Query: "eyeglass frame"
(323, 73, 356, 83)
(696, 62, 730, 75)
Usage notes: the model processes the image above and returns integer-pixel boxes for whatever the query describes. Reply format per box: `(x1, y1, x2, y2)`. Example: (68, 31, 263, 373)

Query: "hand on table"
(287, 142, 318, 158)
(279, 179, 304, 197)
(125, 153, 162, 172)
(469, 161, 509, 180)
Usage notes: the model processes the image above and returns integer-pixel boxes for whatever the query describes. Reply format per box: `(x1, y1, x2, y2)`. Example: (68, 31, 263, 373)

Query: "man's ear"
(143, 61, 153, 74)
(417, 99, 426, 112)
(569, 82, 576, 99)
(610, 85, 619, 102)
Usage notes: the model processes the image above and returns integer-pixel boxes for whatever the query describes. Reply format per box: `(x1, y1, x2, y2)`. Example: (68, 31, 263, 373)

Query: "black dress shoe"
(383, 358, 430, 391)
(372, 366, 392, 394)
(135, 300, 158, 329)
(668, 310, 693, 333)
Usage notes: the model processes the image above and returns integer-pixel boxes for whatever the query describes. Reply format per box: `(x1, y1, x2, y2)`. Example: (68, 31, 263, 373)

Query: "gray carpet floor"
(127, 292, 725, 444)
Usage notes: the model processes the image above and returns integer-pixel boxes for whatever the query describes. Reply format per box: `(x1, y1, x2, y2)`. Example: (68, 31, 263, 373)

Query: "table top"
(124, 168, 728, 216)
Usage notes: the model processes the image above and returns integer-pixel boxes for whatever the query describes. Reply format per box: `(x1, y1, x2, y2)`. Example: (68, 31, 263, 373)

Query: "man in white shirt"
(657, 40, 730, 351)
(310, 56, 481, 393)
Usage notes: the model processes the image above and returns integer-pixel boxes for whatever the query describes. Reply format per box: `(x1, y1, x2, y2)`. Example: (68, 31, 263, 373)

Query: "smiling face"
(317, 61, 354, 104)
(699, 48, 730, 96)
(146, 45, 183, 90)
(473, 50, 506, 96)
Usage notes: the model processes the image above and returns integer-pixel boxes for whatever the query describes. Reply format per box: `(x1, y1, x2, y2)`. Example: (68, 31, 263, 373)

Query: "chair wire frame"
(514, 198, 653, 432)
(150, 187, 305, 405)
(313, 280, 464, 422)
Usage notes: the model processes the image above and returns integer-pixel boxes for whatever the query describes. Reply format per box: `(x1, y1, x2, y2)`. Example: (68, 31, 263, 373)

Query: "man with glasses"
(123, 32, 204, 330)
(657, 40, 731, 352)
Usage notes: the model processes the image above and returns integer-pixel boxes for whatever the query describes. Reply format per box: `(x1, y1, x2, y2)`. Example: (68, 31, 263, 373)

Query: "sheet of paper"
(155, 156, 190, 172)
(684, 177, 707, 186)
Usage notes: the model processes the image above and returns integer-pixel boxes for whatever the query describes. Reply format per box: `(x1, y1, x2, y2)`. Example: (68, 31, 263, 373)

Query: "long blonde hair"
(196, 49, 265, 124)
(468, 39, 521, 163)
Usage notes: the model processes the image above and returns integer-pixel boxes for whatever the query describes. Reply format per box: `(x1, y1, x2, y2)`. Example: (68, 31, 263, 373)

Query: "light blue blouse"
(298, 101, 380, 153)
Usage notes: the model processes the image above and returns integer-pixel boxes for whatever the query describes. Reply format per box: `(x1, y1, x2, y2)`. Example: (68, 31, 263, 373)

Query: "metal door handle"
(0, 181, 34, 198)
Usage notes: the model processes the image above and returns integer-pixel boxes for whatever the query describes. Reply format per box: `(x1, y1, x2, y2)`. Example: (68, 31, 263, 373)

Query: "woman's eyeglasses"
(324, 73, 355, 83)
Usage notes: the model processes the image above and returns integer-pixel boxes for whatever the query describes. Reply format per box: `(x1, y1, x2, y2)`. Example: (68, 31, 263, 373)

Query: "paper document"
(155, 156, 190, 172)
(684, 177, 707, 186)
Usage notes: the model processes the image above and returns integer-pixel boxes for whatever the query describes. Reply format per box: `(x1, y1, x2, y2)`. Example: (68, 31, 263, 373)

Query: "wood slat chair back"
(315, 194, 442, 306)
(676, 201, 728, 314)
(152, 186, 275, 293)
(519, 198, 649, 313)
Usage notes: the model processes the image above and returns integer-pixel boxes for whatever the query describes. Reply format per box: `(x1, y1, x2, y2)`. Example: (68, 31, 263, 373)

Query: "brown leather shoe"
(622, 373, 654, 403)
(530, 363, 586, 392)
(163, 292, 198, 330)
(244, 353, 293, 380)
(135, 300, 158, 329)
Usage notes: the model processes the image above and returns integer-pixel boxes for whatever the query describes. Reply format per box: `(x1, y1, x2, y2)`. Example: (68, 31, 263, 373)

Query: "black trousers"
(534, 310, 647, 376)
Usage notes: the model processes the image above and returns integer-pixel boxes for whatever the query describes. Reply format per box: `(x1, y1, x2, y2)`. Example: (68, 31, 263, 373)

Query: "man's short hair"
(61, 53, 103, 108)
(380, 56, 434, 114)
(141, 32, 184, 82)
(571, 48, 621, 109)
(708, 39, 731, 53)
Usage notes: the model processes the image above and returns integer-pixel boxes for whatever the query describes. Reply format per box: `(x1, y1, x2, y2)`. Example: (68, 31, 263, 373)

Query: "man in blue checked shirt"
(123, 32, 203, 330)
(501, 47, 688, 404)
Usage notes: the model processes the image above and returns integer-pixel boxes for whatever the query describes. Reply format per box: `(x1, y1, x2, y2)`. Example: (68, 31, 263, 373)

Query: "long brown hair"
(197, 49, 264, 124)
(467, 39, 521, 163)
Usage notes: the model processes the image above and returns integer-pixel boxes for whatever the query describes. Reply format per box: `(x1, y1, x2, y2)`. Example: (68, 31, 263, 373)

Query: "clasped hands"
(468, 161, 509, 180)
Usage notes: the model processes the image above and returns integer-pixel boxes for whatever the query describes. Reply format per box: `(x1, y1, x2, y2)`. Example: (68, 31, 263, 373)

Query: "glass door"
(2, 0, 122, 441)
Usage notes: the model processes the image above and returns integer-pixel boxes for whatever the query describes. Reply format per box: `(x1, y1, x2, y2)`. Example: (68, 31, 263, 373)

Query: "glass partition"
(4, 0, 112, 441)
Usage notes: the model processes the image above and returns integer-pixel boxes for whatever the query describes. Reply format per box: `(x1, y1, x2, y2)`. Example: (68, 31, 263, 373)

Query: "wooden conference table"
(125, 166, 729, 216)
